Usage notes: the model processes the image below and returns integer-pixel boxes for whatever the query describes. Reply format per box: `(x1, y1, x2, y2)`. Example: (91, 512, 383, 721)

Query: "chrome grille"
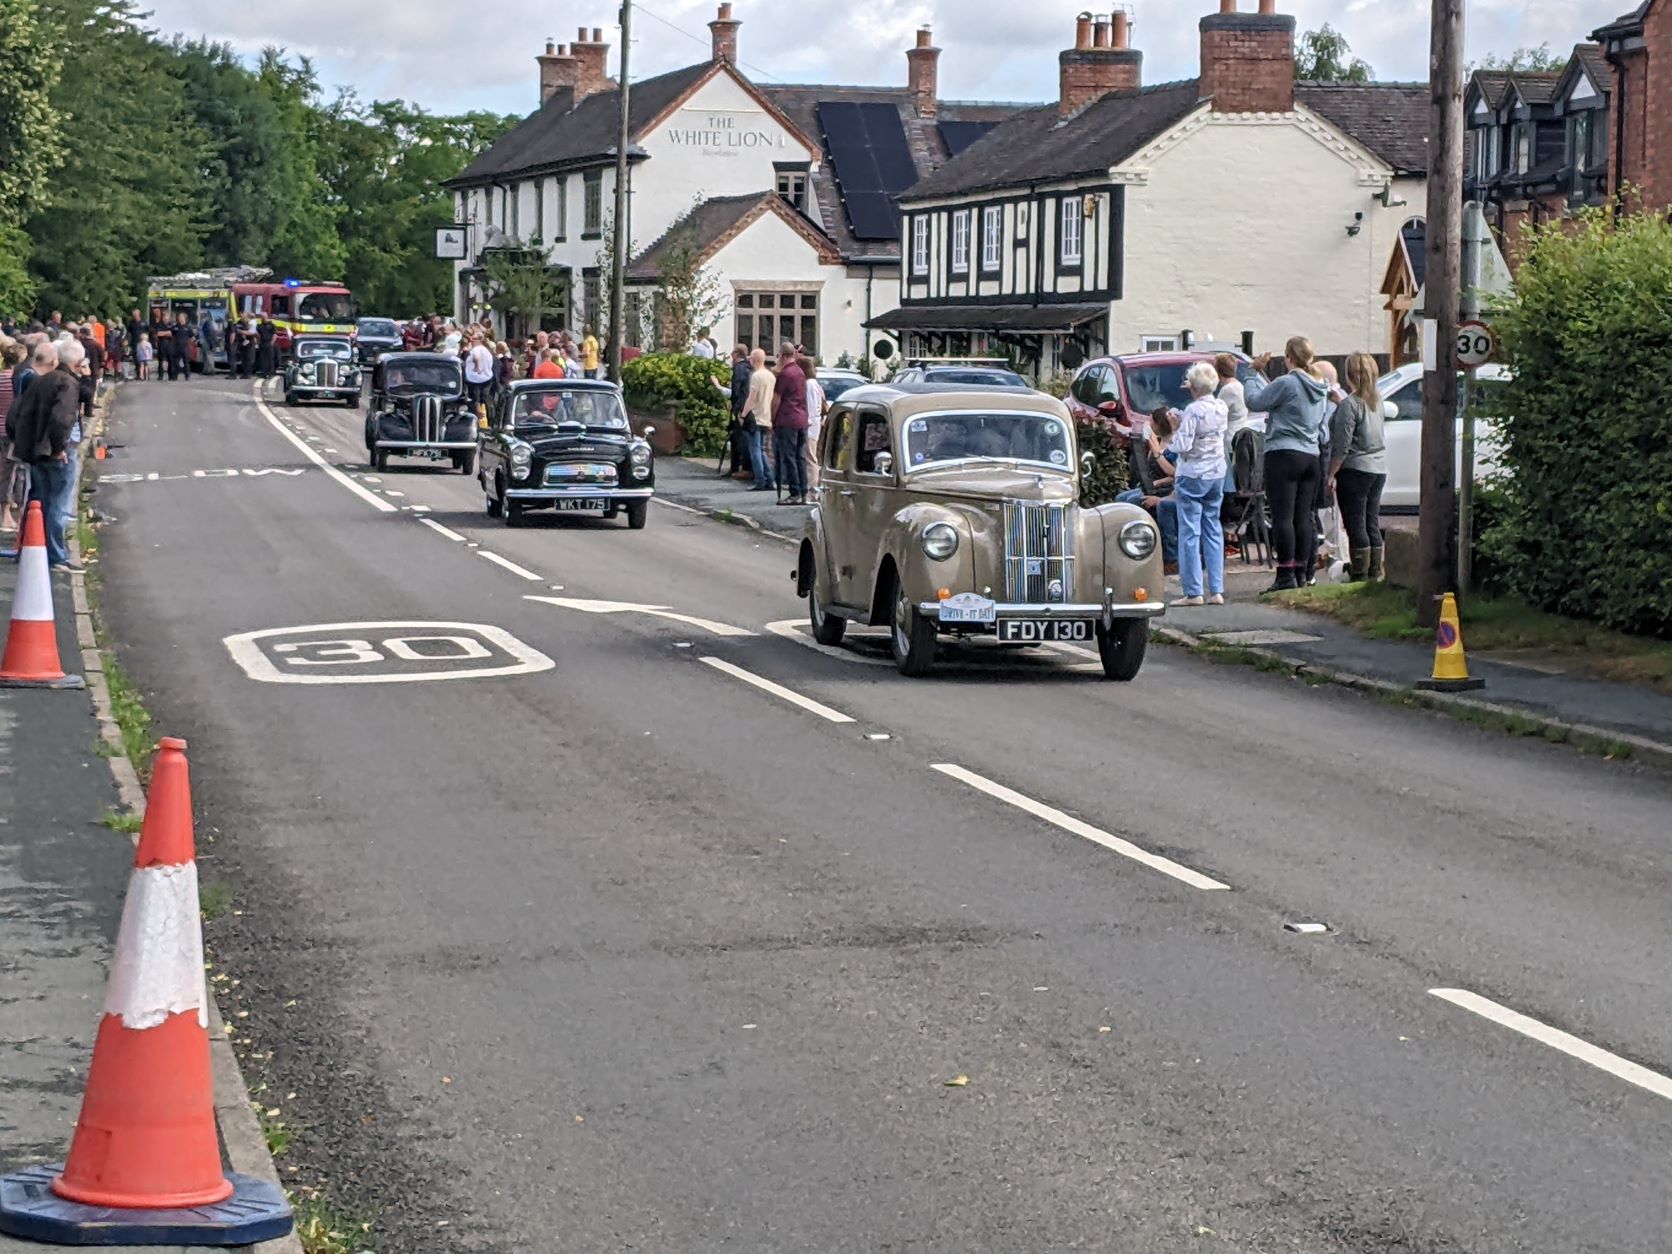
(1003, 502, 1075, 603)
(315, 359, 339, 388)
(412, 395, 445, 444)
(544, 462, 618, 486)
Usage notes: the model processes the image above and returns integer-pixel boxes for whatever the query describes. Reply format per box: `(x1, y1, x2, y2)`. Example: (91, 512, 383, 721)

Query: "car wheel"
(284, 391, 297, 407)
(454, 449, 477, 476)
(624, 501, 649, 530)
(373, 448, 388, 472)
(347, 392, 361, 409)
(808, 558, 846, 646)
(499, 481, 522, 527)
(889, 577, 936, 677)
(485, 487, 501, 518)
(1096, 619, 1147, 681)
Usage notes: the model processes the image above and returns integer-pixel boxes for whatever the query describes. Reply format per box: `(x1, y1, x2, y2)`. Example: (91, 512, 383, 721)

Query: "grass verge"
(1273, 583, 1672, 695)
(101, 807, 143, 833)
(291, 1193, 376, 1254)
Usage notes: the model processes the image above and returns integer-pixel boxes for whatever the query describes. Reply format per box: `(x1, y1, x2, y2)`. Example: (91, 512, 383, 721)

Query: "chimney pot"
(1220, 0, 1236, 12)
(1258, 0, 1275, 11)
(545, 38, 554, 54)
(1059, 15, 1142, 116)
(592, 27, 602, 41)
(1075, 12, 1093, 50)
(718, 1, 732, 16)
(1093, 17, 1110, 49)
(709, 2, 741, 64)
(916, 26, 933, 48)
(577, 25, 588, 41)
(1112, 11, 1129, 49)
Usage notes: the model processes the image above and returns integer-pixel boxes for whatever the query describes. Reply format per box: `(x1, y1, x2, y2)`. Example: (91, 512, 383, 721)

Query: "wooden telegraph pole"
(607, 0, 632, 382)
(1418, 0, 1466, 628)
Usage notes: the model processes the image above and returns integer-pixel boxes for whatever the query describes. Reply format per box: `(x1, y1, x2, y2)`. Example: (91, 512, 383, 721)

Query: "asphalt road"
(95, 376, 1672, 1253)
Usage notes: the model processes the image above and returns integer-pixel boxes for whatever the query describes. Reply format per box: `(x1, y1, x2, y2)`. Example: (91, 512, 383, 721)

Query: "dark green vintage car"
(478, 380, 655, 529)
(283, 335, 361, 407)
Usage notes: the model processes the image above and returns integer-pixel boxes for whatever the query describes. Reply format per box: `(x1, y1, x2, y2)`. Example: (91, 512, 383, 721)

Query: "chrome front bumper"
(505, 486, 654, 501)
(918, 599, 1165, 623)
(375, 439, 477, 450)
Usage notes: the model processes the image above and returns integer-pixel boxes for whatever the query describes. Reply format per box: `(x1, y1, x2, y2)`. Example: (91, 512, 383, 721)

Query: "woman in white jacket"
(1160, 360, 1229, 606)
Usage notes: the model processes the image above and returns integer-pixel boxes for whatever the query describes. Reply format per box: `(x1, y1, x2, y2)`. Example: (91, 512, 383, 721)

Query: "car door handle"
(838, 489, 856, 498)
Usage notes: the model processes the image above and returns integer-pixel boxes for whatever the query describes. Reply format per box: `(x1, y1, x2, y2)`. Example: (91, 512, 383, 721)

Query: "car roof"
(378, 351, 457, 363)
(838, 383, 1065, 419)
(1086, 351, 1244, 370)
(505, 377, 622, 392)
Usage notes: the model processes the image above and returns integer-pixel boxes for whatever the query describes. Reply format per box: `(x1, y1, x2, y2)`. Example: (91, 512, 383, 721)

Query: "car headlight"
(1119, 518, 1158, 560)
(300, 363, 315, 379)
(630, 442, 651, 463)
(509, 441, 532, 481)
(921, 522, 960, 561)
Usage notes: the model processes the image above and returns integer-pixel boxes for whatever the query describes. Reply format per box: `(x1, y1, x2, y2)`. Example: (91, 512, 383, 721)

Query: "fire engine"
(231, 277, 358, 360)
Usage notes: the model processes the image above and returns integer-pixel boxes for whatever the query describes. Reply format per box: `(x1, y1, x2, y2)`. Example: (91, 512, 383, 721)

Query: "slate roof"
(1510, 72, 1564, 105)
(1572, 44, 1612, 93)
(760, 85, 1029, 262)
(626, 192, 838, 280)
(866, 302, 1108, 333)
(904, 77, 1433, 200)
(1593, 1, 1652, 40)
(447, 62, 712, 186)
(1472, 72, 1513, 109)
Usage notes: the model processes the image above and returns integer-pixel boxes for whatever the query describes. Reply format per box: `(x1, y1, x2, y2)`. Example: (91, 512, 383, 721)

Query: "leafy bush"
(620, 352, 729, 457)
(1492, 209, 1672, 638)
(1075, 418, 1128, 507)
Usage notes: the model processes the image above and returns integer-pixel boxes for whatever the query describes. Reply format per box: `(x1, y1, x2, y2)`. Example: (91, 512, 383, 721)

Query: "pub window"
(510, 185, 520, 238)
(1589, 110, 1609, 169)
(776, 169, 807, 212)
(1059, 197, 1082, 266)
(534, 180, 545, 244)
(583, 171, 603, 236)
(910, 216, 929, 275)
(734, 290, 818, 356)
(1569, 112, 1590, 193)
(582, 272, 600, 328)
(950, 210, 970, 274)
(1140, 334, 1178, 352)
(553, 177, 567, 240)
(1514, 123, 1531, 174)
(980, 206, 1002, 271)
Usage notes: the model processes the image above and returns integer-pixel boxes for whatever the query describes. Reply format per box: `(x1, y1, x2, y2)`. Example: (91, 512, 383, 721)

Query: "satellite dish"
(1060, 342, 1086, 370)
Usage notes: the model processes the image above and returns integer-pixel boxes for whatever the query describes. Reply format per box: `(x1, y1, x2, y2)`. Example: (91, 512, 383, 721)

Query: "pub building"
(446, 4, 1023, 362)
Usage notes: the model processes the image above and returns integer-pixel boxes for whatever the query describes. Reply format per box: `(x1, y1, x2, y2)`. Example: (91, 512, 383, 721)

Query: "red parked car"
(1064, 351, 1266, 435)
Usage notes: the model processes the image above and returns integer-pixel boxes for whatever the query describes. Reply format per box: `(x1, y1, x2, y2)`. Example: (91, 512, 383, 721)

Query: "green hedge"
(620, 352, 729, 457)
(1075, 418, 1128, 507)
(1491, 209, 1672, 638)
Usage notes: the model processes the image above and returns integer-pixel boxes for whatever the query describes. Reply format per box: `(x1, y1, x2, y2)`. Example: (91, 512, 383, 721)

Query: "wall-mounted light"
(1377, 186, 1409, 209)
(1346, 211, 1364, 238)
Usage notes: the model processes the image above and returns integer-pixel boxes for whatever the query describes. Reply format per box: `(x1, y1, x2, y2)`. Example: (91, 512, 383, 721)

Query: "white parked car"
(1375, 362, 1510, 510)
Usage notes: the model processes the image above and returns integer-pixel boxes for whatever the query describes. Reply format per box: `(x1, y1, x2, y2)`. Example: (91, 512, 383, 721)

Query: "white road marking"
(1429, 989, 1672, 1103)
(698, 657, 855, 724)
(478, 552, 544, 581)
(363, 476, 383, 484)
(223, 621, 553, 685)
(527, 595, 755, 638)
(929, 764, 1230, 892)
(251, 387, 396, 514)
(765, 619, 891, 666)
(383, 490, 406, 498)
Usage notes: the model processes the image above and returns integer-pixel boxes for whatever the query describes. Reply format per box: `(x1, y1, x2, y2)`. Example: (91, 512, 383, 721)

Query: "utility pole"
(1417, 0, 1465, 628)
(607, 0, 632, 383)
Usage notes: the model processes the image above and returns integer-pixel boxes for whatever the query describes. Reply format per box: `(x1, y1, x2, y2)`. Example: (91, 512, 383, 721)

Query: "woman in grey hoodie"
(1245, 336, 1330, 591)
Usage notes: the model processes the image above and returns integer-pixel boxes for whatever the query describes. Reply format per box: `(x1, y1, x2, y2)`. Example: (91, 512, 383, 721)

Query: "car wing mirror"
(1383, 400, 1399, 420)
(642, 425, 656, 439)
(1097, 400, 1124, 421)
(873, 451, 894, 476)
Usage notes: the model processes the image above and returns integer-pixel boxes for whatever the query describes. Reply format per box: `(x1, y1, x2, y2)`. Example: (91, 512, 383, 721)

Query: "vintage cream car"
(795, 385, 1165, 679)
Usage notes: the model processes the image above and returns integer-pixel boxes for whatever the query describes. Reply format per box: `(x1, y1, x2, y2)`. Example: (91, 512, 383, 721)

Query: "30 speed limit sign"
(1456, 319, 1496, 368)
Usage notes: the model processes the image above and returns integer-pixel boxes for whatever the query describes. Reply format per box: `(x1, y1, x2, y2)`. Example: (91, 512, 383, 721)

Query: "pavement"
(656, 454, 1672, 763)
(70, 375, 1672, 1252)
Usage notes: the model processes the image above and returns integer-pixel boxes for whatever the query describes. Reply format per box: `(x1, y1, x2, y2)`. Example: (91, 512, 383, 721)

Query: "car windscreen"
(1122, 364, 1195, 415)
(297, 292, 356, 323)
(903, 410, 1072, 471)
(925, 369, 1027, 387)
(510, 390, 628, 431)
(821, 377, 865, 402)
(383, 361, 461, 391)
(296, 340, 351, 360)
(358, 319, 398, 338)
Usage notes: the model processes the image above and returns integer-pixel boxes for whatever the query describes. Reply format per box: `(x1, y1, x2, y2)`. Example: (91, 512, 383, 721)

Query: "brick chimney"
(709, 3, 741, 65)
(1059, 10, 1143, 118)
(570, 26, 614, 102)
(906, 27, 941, 118)
(537, 40, 579, 106)
(1198, 0, 1296, 114)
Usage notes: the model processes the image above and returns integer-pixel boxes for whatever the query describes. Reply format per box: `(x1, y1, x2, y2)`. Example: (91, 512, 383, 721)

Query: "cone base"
(1417, 676, 1486, 692)
(0, 672, 85, 689)
(51, 1170, 234, 1211)
(0, 1165, 292, 1246)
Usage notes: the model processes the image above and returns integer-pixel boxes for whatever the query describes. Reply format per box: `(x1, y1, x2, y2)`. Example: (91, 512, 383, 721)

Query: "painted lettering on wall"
(663, 112, 784, 159)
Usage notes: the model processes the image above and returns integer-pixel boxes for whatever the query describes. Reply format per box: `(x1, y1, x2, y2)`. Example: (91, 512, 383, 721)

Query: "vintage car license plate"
(555, 498, 608, 512)
(938, 592, 997, 624)
(997, 618, 1093, 642)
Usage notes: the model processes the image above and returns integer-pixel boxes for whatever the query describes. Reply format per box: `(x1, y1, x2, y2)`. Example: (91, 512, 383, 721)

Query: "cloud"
(138, 0, 1634, 116)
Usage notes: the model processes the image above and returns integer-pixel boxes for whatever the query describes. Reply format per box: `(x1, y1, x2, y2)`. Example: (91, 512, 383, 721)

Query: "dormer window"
(775, 163, 810, 213)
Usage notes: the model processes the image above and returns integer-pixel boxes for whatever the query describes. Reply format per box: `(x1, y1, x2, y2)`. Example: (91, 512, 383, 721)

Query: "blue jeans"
(1117, 488, 1179, 564)
(1175, 475, 1225, 598)
(27, 459, 73, 566)
(60, 447, 81, 535)
(748, 426, 774, 489)
(775, 426, 807, 498)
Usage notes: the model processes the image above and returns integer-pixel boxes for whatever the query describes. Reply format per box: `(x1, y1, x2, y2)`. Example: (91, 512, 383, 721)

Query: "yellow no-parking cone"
(1416, 592, 1485, 692)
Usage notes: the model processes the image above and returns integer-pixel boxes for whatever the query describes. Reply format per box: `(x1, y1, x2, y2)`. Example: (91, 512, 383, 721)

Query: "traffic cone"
(1416, 591, 1485, 692)
(0, 738, 293, 1245)
(0, 500, 84, 690)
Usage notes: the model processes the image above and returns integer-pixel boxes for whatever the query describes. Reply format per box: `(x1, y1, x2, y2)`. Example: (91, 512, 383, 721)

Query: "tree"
(1469, 44, 1566, 74)
(0, 225, 38, 317)
(0, 0, 64, 222)
(651, 218, 729, 352)
(255, 51, 346, 281)
(1295, 24, 1372, 83)
(481, 241, 569, 341)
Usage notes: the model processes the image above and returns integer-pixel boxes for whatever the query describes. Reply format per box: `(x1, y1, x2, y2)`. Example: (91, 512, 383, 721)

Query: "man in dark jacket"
(711, 345, 753, 479)
(170, 312, 192, 380)
(255, 318, 277, 377)
(8, 340, 80, 568)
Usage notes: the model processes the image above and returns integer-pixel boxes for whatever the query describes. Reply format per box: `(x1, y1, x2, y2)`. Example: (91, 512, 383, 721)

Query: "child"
(135, 333, 152, 381)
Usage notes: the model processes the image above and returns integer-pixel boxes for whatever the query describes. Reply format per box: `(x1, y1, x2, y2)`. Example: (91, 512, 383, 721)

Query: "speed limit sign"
(1456, 319, 1496, 368)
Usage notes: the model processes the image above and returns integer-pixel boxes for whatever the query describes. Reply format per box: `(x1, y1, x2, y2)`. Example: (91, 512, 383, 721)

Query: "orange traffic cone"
(1416, 591, 1485, 692)
(0, 737, 292, 1244)
(0, 500, 84, 689)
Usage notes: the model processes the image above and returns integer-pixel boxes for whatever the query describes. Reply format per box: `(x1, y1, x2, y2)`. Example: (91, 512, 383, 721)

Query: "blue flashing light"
(284, 278, 301, 287)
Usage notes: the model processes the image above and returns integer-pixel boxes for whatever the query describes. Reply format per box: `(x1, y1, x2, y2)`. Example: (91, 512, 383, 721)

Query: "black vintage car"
(479, 380, 655, 529)
(283, 336, 362, 407)
(365, 352, 477, 474)
(354, 316, 404, 364)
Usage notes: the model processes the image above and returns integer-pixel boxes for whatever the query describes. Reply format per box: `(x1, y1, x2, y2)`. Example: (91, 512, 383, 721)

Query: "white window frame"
(950, 210, 970, 274)
(583, 171, 603, 236)
(980, 206, 1002, 271)
(1140, 334, 1179, 353)
(1059, 197, 1082, 266)
(552, 177, 567, 241)
(911, 215, 929, 276)
(776, 169, 807, 212)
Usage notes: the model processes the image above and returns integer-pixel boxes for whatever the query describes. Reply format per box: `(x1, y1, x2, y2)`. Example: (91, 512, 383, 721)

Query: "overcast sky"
(140, 0, 1633, 116)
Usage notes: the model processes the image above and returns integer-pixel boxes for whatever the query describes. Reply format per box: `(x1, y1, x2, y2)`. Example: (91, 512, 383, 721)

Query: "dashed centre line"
(930, 763, 1230, 892)
(477, 551, 544, 582)
(698, 657, 855, 724)
(420, 519, 467, 542)
(249, 386, 396, 514)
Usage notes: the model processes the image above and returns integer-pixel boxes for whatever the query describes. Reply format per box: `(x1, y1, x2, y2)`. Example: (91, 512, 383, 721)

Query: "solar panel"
(844, 192, 899, 241)
(938, 120, 996, 158)
(817, 100, 917, 242)
(857, 102, 918, 193)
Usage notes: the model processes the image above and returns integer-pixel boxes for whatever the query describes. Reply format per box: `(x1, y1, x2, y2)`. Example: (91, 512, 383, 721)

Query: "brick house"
(1594, 1, 1672, 211)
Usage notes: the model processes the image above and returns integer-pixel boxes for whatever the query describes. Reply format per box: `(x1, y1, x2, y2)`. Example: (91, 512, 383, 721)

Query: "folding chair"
(1223, 428, 1271, 567)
